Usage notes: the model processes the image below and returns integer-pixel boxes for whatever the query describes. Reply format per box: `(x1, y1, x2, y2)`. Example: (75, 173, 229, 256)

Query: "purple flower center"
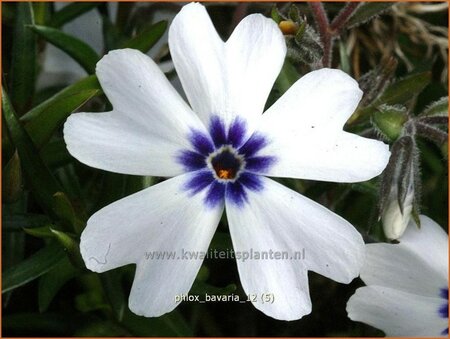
(177, 116, 276, 208)
(210, 147, 243, 181)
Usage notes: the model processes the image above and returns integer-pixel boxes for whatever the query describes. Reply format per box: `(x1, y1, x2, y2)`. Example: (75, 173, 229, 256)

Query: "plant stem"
(330, 2, 360, 32)
(309, 2, 331, 67)
(417, 116, 449, 125)
(310, 2, 361, 68)
(416, 122, 448, 145)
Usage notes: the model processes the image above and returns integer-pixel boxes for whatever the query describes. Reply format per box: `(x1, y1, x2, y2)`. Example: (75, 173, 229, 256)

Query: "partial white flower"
(64, 3, 391, 321)
(382, 172, 414, 240)
(347, 215, 448, 336)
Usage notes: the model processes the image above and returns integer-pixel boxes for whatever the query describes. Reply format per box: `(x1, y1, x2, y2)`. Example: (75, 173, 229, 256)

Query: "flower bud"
(372, 105, 408, 142)
(382, 182, 414, 240)
(379, 135, 418, 240)
(279, 20, 299, 35)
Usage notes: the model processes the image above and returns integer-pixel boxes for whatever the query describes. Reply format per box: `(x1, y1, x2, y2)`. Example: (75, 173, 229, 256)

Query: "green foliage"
(48, 2, 101, 28)
(9, 3, 37, 115)
(346, 3, 394, 28)
(3, 242, 66, 294)
(2, 2, 447, 337)
(38, 257, 79, 312)
(29, 25, 100, 74)
(3, 151, 23, 203)
(122, 20, 168, 53)
(420, 97, 448, 117)
(2, 89, 63, 214)
(21, 75, 102, 148)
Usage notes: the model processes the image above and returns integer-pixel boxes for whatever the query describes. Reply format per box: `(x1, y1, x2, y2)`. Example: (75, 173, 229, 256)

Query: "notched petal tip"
(345, 287, 365, 320)
(62, 113, 87, 163)
(95, 48, 145, 74)
(79, 232, 113, 273)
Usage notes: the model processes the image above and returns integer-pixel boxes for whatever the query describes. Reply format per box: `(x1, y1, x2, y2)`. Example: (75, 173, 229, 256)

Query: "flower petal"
(169, 3, 286, 134)
(168, 3, 226, 125)
(225, 177, 364, 320)
(347, 286, 448, 337)
(80, 173, 224, 316)
(360, 216, 448, 298)
(256, 68, 390, 182)
(64, 49, 205, 176)
(399, 215, 448, 277)
(225, 13, 286, 128)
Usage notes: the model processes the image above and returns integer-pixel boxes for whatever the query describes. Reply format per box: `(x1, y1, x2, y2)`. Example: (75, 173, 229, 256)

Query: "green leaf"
(9, 2, 37, 115)
(2, 89, 63, 214)
(122, 20, 168, 53)
(2, 242, 66, 293)
(288, 4, 301, 22)
(23, 225, 54, 238)
(52, 191, 78, 231)
(50, 228, 84, 268)
(347, 3, 394, 28)
(351, 72, 431, 125)
(32, 2, 50, 25)
(29, 25, 100, 74)
(271, 5, 282, 24)
(358, 56, 398, 107)
(375, 72, 431, 107)
(3, 151, 23, 203)
(38, 257, 78, 312)
(48, 2, 101, 28)
(21, 75, 102, 148)
(420, 97, 448, 117)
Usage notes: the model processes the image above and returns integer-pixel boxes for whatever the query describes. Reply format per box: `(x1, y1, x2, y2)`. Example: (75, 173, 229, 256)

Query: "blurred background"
(2, 2, 448, 336)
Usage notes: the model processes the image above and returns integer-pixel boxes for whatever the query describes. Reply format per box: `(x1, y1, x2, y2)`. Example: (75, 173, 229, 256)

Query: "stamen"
(209, 147, 244, 181)
(218, 169, 234, 179)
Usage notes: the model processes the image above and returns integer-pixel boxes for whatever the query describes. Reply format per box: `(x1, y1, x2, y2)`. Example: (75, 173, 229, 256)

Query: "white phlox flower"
(64, 3, 391, 321)
(347, 215, 449, 336)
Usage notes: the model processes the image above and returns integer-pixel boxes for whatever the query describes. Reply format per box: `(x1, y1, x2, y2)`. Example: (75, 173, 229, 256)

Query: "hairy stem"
(416, 122, 448, 145)
(309, 2, 331, 67)
(330, 2, 360, 32)
(417, 116, 449, 126)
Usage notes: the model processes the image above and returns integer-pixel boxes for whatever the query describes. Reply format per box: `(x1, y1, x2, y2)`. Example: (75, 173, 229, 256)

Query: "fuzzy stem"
(417, 116, 449, 125)
(416, 122, 448, 145)
(330, 2, 360, 33)
(309, 2, 332, 67)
